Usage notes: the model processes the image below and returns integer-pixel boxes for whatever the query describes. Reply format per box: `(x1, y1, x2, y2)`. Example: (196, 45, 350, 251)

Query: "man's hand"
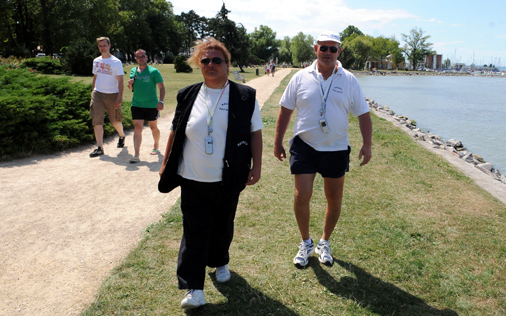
(246, 165, 261, 186)
(127, 79, 135, 90)
(358, 145, 372, 166)
(115, 98, 122, 109)
(274, 144, 287, 161)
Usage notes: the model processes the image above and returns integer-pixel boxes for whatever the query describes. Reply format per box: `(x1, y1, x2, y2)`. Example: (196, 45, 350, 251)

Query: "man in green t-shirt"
(127, 49, 165, 163)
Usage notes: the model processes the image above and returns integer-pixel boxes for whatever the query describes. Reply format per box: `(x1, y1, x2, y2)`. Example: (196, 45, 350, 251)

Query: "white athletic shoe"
(180, 289, 206, 309)
(293, 239, 314, 268)
(216, 264, 231, 283)
(315, 240, 333, 266)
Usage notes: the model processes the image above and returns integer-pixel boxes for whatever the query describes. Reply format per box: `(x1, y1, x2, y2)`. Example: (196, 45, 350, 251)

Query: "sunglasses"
(201, 57, 224, 65)
(319, 45, 339, 53)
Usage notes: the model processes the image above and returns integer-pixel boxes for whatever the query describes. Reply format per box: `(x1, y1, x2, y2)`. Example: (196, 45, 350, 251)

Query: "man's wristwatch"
(159, 101, 164, 104)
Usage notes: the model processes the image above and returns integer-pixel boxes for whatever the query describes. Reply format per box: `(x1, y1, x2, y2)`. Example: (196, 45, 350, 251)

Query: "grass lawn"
(80, 70, 506, 316)
(50, 64, 262, 116)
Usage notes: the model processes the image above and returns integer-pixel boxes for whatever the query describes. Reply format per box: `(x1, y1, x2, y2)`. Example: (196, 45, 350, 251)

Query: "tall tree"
(278, 36, 292, 64)
(401, 27, 433, 70)
(145, 0, 181, 59)
(347, 35, 373, 69)
(337, 46, 355, 69)
(178, 10, 208, 55)
(249, 25, 280, 62)
(207, 3, 250, 71)
(391, 49, 405, 69)
(290, 32, 315, 65)
(370, 36, 400, 69)
(1, 0, 38, 56)
(340, 25, 364, 43)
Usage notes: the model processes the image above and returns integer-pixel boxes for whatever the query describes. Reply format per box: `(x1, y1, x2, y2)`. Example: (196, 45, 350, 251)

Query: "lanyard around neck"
(318, 65, 337, 117)
(203, 81, 229, 135)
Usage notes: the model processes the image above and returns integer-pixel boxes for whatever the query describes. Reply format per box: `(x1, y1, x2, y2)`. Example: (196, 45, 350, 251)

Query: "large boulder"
(446, 139, 465, 151)
(477, 162, 494, 172)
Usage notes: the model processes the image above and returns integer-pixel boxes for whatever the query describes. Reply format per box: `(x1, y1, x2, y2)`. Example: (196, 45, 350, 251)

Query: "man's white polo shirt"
(280, 60, 369, 151)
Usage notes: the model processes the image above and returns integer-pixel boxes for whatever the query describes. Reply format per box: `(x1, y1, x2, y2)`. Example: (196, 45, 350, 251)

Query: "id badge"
(205, 136, 213, 155)
(319, 118, 329, 134)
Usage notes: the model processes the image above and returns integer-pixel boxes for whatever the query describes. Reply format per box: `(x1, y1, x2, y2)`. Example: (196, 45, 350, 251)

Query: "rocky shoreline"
(353, 70, 506, 77)
(367, 98, 506, 185)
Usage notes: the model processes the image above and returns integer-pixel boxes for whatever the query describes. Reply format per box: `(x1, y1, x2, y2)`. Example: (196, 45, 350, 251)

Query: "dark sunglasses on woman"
(201, 57, 224, 65)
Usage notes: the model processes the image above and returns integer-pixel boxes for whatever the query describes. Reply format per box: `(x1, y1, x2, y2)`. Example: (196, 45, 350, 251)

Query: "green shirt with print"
(130, 65, 164, 108)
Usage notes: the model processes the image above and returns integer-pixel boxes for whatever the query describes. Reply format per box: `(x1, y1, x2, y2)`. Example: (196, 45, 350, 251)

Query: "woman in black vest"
(158, 37, 263, 309)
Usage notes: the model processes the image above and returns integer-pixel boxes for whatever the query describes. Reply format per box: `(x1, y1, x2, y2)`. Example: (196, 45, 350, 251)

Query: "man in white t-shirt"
(89, 36, 126, 158)
(274, 31, 372, 268)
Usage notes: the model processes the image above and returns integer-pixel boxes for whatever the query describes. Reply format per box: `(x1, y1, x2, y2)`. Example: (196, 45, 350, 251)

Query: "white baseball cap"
(316, 32, 341, 44)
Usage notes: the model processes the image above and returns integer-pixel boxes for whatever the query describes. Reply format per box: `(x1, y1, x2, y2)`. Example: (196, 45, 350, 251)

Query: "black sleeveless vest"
(158, 80, 256, 193)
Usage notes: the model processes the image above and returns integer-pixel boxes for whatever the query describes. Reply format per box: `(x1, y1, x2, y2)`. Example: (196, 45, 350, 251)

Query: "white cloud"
(425, 18, 443, 23)
(171, 0, 417, 39)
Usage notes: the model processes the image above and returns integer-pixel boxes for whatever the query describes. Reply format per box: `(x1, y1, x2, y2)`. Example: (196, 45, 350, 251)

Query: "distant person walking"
(274, 31, 372, 268)
(127, 49, 165, 163)
(89, 37, 126, 157)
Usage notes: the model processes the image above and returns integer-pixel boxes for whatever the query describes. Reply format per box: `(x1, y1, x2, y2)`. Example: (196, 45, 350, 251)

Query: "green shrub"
(173, 55, 193, 73)
(20, 57, 64, 74)
(61, 37, 97, 76)
(0, 66, 132, 160)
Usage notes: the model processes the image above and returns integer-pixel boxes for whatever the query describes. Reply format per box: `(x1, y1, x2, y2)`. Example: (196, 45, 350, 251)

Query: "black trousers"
(177, 178, 240, 290)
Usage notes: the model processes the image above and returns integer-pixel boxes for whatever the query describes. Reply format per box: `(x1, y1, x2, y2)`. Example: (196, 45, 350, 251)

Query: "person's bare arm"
(157, 82, 165, 111)
(357, 112, 373, 166)
(246, 130, 263, 185)
(91, 75, 97, 95)
(115, 75, 123, 108)
(273, 106, 294, 161)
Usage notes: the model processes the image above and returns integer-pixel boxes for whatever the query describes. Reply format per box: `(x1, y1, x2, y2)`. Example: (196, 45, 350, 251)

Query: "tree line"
(1, 1, 435, 74)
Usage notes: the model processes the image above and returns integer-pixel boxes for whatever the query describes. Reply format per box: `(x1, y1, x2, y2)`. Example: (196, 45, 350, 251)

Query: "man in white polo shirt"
(89, 36, 126, 158)
(274, 31, 372, 267)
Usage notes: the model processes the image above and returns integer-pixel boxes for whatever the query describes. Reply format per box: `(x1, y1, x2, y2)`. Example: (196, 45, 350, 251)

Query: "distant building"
(425, 54, 442, 70)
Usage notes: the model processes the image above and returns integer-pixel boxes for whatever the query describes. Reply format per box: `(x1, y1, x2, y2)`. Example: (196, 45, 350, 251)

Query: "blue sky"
(170, 0, 506, 67)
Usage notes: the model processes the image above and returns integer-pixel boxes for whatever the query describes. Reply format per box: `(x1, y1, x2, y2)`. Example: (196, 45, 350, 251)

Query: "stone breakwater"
(352, 71, 474, 77)
(367, 98, 506, 185)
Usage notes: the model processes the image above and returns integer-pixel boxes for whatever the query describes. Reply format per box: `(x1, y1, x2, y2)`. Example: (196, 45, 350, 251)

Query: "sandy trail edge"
(0, 69, 290, 316)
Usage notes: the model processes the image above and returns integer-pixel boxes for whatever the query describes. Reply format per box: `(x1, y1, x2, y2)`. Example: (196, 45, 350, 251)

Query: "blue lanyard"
(318, 66, 337, 117)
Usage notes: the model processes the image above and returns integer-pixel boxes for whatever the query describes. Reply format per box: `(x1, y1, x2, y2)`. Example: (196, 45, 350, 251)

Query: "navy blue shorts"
(289, 136, 350, 178)
(131, 106, 159, 121)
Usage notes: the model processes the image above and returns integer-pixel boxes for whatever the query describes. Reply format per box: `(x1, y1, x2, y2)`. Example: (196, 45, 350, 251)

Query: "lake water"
(356, 75, 506, 173)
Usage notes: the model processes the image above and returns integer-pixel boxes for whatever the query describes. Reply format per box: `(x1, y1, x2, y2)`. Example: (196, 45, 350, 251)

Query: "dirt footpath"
(0, 69, 291, 316)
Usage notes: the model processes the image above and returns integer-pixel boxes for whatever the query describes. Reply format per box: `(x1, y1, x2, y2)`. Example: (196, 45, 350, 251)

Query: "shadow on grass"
(184, 271, 299, 316)
(311, 258, 459, 316)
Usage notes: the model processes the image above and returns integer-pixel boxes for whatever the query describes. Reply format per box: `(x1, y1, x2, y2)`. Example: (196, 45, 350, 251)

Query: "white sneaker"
(315, 240, 333, 266)
(293, 239, 314, 268)
(216, 264, 231, 283)
(180, 289, 206, 309)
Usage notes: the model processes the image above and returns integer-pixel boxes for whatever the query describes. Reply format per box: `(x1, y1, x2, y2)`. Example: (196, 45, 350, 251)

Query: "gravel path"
(0, 69, 291, 316)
